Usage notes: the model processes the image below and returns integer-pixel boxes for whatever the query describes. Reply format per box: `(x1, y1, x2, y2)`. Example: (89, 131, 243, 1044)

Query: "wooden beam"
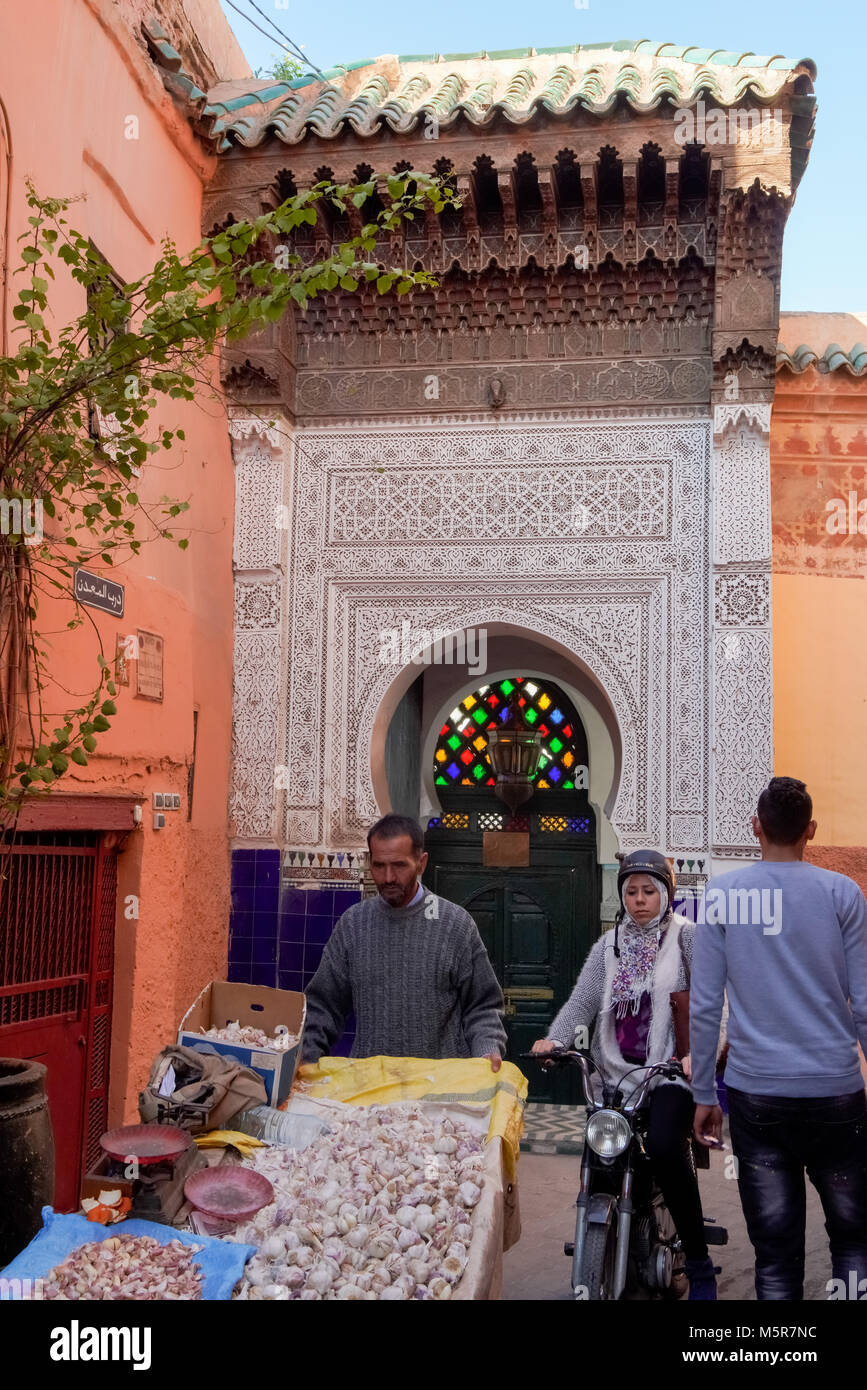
(8, 794, 142, 832)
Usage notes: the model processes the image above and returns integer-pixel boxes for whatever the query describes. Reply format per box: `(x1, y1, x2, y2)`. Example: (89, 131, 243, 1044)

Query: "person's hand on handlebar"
(531, 1038, 561, 1055)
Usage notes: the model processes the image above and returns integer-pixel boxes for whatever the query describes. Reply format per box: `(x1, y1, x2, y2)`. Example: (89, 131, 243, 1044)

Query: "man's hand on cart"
(480, 1051, 503, 1072)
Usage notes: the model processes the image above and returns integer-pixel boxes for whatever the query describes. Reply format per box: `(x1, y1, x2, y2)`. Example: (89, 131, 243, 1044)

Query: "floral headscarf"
(610, 880, 670, 1017)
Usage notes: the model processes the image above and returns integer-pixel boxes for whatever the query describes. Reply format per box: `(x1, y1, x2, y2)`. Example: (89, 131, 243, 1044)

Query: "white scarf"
(595, 913, 690, 1100)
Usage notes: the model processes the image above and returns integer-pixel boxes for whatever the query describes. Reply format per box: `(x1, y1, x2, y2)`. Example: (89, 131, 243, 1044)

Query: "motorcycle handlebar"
(518, 1049, 686, 1113)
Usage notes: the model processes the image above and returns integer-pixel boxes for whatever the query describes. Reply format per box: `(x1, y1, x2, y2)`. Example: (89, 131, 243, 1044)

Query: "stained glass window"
(433, 677, 587, 791)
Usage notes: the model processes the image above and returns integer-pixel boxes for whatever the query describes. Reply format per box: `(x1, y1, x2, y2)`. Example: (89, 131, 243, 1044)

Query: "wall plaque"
(483, 831, 530, 867)
(136, 630, 164, 702)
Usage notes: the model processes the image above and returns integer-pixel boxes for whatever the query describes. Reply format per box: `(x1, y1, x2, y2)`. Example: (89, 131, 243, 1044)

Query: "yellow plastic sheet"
(293, 1056, 527, 1182)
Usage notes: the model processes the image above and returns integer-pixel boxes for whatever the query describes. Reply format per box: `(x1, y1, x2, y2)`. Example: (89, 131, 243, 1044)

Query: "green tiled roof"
(777, 343, 867, 376)
(195, 38, 815, 163)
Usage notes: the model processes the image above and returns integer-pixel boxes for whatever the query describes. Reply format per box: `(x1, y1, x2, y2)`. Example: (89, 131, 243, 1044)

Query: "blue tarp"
(1, 1207, 254, 1300)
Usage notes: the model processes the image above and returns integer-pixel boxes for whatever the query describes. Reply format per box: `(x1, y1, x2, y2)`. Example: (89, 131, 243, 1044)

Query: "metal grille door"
(0, 833, 117, 1209)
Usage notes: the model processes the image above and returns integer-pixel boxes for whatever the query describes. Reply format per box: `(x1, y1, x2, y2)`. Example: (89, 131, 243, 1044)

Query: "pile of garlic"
(200, 1020, 299, 1050)
(41, 1235, 203, 1301)
(230, 1103, 484, 1300)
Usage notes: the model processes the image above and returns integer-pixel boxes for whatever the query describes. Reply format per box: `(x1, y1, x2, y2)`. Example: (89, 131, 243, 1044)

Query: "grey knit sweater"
(301, 891, 507, 1062)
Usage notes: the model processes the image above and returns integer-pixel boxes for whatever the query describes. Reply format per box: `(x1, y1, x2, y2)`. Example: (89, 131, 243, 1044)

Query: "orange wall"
(772, 363, 867, 885)
(1, 0, 237, 1118)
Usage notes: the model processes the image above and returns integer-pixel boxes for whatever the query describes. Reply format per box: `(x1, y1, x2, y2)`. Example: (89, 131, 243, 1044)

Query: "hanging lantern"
(487, 692, 543, 813)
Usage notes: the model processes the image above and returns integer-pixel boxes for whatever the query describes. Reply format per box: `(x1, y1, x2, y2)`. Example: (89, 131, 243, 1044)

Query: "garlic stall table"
(226, 1057, 528, 1301)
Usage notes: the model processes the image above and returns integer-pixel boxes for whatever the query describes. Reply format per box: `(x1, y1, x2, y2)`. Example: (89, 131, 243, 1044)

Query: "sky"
(218, 0, 866, 314)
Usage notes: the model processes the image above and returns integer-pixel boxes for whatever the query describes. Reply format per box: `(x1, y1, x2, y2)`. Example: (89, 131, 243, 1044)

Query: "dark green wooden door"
(428, 865, 589, 1102)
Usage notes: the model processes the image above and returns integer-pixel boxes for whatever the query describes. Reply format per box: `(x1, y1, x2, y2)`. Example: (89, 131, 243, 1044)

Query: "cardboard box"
(178, 981, 306, 1108)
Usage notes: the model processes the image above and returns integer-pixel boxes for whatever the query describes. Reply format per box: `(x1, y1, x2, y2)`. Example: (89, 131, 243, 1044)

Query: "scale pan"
(100, 1124, 193, 1166)
(184, 1166, 275, 1222)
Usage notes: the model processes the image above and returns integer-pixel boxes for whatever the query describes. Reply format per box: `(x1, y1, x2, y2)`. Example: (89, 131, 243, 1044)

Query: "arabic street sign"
(73, 567, 125, 617)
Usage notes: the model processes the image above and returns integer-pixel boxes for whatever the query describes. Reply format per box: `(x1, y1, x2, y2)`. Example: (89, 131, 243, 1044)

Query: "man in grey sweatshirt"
(691, 777, 867, 1299)
(302, 813, 506, 1067)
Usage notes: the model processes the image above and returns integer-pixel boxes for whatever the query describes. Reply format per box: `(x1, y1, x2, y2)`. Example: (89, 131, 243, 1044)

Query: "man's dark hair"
(756, 777, 813, 845)
(367, 813, 425, 853)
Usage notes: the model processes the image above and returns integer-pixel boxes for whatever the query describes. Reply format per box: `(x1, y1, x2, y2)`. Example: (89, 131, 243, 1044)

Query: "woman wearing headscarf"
(532, 850, 719, 1300)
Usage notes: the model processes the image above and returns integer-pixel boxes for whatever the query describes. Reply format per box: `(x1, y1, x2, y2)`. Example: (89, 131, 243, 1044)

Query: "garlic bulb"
(229, 1101, 485, 1302)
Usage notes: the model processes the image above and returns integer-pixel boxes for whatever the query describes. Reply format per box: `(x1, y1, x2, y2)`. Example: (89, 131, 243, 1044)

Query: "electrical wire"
(222, 0, 324, 80)
(244, 0, 325, 78)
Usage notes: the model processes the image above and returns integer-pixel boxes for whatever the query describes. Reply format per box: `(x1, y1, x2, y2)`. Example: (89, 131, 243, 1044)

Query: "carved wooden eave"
(198, 41, 815, 421)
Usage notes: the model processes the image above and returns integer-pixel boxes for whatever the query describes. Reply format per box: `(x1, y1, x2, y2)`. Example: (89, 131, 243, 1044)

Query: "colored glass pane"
(433, 677, 584, 793)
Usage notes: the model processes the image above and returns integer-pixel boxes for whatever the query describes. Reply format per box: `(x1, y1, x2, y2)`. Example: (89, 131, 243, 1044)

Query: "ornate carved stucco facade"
(195, 41, 817, 879)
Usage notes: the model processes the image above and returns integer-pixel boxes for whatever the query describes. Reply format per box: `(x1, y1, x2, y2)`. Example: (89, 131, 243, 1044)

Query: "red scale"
(88, 1124, 205, 1225)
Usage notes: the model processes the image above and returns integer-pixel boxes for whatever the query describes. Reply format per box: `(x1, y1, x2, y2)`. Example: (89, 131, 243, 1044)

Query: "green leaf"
(100, 700, 117, 716)
(82, 735, 97, 753)
(51, 754, 69, 774)
(70, 747, 88, 766)
(91, 715, 111, 732)
(376, 274, 393, 294)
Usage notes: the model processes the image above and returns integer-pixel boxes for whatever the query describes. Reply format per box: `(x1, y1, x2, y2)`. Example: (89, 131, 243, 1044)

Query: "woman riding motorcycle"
(531, 850, 719, 1300)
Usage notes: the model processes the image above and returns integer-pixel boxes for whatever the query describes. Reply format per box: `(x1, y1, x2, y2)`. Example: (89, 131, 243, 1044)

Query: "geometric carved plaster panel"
(230, 630, 281, 840)
(328, 463, 670, 543)
(231, 443, 283, 571)
(712, 426, 772, 565)
(711, 628, 773, 853)
(713, 572, 770, 627)
(234, 580, 282, 631)
(230, 415, 289, 839)
(265, 417, 712, 856)
(709, 403, 773, 854)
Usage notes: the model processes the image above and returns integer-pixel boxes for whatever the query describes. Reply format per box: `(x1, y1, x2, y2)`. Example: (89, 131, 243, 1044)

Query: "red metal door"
(0, 832, 116, 1211)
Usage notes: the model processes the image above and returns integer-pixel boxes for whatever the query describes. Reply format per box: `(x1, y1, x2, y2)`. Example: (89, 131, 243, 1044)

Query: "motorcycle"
(522, 1045, 727, 1300)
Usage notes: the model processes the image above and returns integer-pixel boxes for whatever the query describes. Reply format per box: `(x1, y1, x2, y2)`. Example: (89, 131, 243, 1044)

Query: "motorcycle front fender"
(585, 1192, 618, 1228)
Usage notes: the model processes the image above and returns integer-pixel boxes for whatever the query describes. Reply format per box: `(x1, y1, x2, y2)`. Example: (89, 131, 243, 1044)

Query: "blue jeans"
(728, 1087, 867, 1300)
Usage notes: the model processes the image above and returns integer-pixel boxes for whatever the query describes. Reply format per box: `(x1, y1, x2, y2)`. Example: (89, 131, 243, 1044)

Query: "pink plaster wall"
(1, 0, 238, 1120)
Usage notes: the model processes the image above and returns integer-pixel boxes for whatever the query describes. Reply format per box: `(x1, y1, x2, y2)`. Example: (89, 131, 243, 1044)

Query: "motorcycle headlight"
(585, 1109, 632, 1158)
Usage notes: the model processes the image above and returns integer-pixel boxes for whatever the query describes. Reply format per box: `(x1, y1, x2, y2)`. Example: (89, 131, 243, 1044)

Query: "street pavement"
(502, 1146, 833, 1301)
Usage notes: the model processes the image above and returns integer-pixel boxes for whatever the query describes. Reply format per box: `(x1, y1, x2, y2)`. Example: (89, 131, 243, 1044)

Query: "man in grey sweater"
(691, 777, 867, 1299)
(302, 814, 506, 1068)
